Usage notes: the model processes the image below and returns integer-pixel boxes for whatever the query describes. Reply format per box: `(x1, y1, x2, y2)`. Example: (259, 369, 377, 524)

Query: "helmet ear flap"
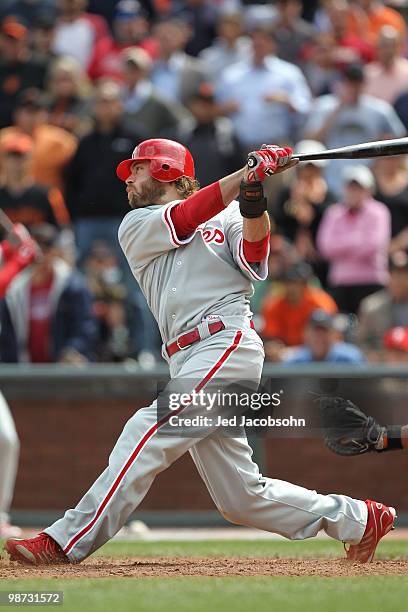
(149, 158, 179, 182)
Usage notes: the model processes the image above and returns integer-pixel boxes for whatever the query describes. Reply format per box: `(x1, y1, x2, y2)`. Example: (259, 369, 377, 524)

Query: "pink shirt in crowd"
(316, 198, 391, 287)
(364, 58, 408, 104)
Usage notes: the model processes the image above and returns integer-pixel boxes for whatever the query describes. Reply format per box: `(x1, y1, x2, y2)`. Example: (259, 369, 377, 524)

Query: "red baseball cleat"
(4, 533, 69, 565)
(345, 499, 396, 563)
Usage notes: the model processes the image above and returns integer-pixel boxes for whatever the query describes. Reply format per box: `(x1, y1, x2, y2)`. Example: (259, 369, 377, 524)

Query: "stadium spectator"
(121, 47, 189, 137)
(383, 326, 408, 363)
(171, 0, 217, 57)
(151, 17, 209, 105)
(178, 82, 244, 186)
(216, 23, 312, 149)
(325, 0, 375, 65)
(64, 80, 143, 262)
(0, 134, 66, 228)
(317, 165, 391, 314)
(284, 309, 365, 364)
(199, 11, 251, 79)
(304, 62, 405, 197)
(45, 56, 93, 137)
(87, 0, 159, 82)
(359, 251, 408, 354)
(350, 0, 406, 44)
(0, 88, 78, 192)
(261, 261, 337, 348)
(0, 17, 48, 129)
(0, 223, 96, 364)
(273, 0, 316, 66)
(302, 32, 340, 97)
(31, 13, 58, 65)
(373, 153, 408, 253)
(364, 26, 408, 105)
(0, 0, 57, 23)
(274, 139, 335, 284)
(83, 241, 133, 362)
(52, 0, 111, 71)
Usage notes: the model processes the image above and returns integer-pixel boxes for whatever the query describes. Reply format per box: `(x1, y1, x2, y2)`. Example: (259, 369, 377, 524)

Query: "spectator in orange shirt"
(261, 261, 338, 353)
(349, 0, 406, 44)
(0, 88, 77, 200)
(0, 133, 66, 228)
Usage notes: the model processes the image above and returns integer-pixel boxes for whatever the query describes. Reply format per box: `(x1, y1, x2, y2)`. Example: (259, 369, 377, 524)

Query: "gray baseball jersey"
(118, 199, 268, 346)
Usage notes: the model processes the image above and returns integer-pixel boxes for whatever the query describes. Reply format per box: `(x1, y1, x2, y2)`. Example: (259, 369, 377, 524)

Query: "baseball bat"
(293, 136, 408, 161)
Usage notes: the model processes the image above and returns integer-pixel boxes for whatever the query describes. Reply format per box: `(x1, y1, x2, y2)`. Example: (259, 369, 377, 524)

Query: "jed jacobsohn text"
(168, 415, 306, 428)
(168, 390, 283, 411)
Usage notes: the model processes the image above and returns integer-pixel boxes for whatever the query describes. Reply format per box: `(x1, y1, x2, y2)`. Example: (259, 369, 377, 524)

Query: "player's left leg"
(0, 392, 21, 538)
(189, 433, 395, 560)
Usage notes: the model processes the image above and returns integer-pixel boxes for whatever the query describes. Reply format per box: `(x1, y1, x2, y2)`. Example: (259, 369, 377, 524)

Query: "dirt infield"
(1, 556, 408, 579)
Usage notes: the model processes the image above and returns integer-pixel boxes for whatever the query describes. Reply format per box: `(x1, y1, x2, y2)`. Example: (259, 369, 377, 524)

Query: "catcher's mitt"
(318, 396, 386, 456)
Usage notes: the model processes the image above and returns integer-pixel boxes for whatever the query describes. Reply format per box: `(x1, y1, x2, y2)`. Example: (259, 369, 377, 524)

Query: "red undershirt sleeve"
(242, 235, 269, 263)
(169, 181, 225, 238)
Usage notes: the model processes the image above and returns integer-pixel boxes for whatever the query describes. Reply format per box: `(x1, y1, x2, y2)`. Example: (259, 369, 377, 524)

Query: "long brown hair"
(174, 176, 200, 199)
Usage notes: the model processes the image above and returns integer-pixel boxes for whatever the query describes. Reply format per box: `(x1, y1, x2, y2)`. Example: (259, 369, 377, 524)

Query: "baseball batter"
(5, 139, 395, 565)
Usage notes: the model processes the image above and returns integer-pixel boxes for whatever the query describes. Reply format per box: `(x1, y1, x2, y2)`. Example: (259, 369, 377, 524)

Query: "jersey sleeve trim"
(237, 236, 269, 281)
(162, 200, 196, 247)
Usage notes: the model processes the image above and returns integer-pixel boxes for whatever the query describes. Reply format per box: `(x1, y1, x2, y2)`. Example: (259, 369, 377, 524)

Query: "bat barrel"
(293, 137, 408, 162)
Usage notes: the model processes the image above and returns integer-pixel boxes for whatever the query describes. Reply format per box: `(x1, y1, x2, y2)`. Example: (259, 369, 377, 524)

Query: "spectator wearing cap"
(359, 252, 408, 354)
(0, 223, 96, 364)
(304, 62, 405, 198)
(364, 26, 408, 105)
(0, 17, 48, 129)
(317, 165, 391, 314)
(284, 309, 365, 363)
(151, 17, 210, 106)
(260, 261, 337, 350)
(178, 82, 244, 186)
(52, 0, 111, 72)
(121, 47, 189, 137)
(274, 139, 336, 285)
(199, 11, 251, 79)
(383, 327, 408, 363)
(0, 88, 77, 197)
(216, 23, 312, 149)
(273, 0, 316, 66)
(87, 0, 159, 82)
(0, 134, 64, 229)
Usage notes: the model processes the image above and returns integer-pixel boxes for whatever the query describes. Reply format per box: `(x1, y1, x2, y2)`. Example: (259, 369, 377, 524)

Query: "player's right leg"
(5, 400, 196, 564)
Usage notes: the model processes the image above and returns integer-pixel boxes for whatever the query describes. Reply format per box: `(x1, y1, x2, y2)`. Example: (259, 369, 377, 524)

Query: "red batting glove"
(246, 145, 293, 183)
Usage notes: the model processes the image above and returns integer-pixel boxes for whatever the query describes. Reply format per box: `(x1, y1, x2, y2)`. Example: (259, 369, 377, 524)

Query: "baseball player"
(5, 139, 395, 564)
(0, 222, 37, 538)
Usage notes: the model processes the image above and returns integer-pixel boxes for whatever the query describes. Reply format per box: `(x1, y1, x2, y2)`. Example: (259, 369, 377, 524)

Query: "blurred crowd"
(1, 0, 408, 365)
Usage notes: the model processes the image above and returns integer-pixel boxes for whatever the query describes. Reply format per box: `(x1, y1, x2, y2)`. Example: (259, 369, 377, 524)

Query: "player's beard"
(128, 177, 167, 209)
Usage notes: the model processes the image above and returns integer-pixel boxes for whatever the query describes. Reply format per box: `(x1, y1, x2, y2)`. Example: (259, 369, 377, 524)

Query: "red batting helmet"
(116, 138, 195, 182)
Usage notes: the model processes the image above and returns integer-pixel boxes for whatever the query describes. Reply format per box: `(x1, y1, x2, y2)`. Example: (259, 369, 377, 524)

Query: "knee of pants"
(217, 491, 262, 527)
(0, 428, 20, 455)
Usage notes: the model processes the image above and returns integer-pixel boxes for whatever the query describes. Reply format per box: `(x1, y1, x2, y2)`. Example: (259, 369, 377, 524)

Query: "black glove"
(318, 396, 386, 456)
